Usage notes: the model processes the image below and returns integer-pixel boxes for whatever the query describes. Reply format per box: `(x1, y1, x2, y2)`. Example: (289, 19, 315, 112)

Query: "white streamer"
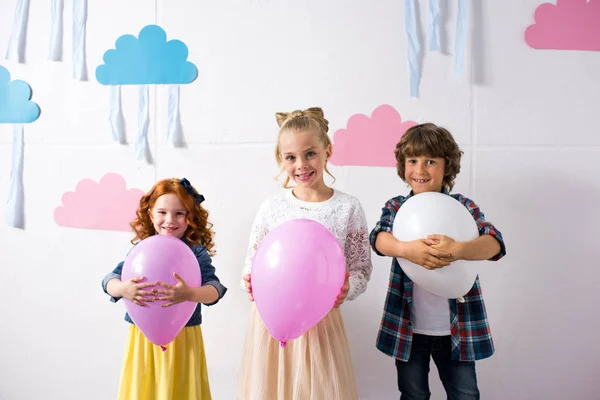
(5, 0, 31, 63)
(166, 85, 184, 147)
(454, 0, 469, 76)
(135, 85, 151, 163)
(109, 85, 126, 144)
(72, 0, 88, 80)
(404, 0, 420, 97)
(48, 0, 64, 61)
(5, 125, 25, 228)
(428, 0, 440, 51)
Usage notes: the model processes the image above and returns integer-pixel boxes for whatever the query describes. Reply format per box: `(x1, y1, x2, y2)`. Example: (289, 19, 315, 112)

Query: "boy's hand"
(426, 234, 461, 262)
(405, 240, 452, 270)
(121, 276, 157, 307)
(334, 272, 350, 308)
(156, 273, 192, 307)
(242, 274, 254, 301)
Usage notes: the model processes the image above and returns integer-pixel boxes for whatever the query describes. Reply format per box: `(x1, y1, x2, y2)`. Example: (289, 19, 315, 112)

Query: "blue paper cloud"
(0, 65, 40, 124)
(96, 25, 198, 85)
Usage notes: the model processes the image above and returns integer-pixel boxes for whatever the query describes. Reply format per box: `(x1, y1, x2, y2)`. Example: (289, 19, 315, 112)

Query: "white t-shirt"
(412, 284, 451, 336)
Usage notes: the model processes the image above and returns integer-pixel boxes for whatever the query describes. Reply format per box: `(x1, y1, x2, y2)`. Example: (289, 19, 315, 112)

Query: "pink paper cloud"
(329, 104, 417, 167)
(525, 0, 600, 51)
(54, 173, 144, 232)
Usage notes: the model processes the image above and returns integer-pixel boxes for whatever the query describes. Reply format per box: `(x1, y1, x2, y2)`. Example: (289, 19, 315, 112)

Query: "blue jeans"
(395, 334, 480, 400)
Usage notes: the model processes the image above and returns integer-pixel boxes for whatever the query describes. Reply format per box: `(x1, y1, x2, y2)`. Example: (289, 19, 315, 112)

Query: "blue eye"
(306, 151, 316, 158)
(285, 155, 295, 161)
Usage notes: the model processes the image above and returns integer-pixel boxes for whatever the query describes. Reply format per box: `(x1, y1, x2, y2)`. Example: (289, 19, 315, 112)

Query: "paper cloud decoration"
(54, 173, 144, 232)
(329, 105, 417, 168)
(95, 25, 196, 164)
(525, 0, 600, 51)
(96, 25, 197, 85)
(0, 65, 40, 123)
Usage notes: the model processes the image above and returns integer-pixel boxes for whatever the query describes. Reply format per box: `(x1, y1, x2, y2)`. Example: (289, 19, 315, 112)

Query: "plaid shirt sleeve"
(369, 196, 404, 256)
(454, 194, 506, 261)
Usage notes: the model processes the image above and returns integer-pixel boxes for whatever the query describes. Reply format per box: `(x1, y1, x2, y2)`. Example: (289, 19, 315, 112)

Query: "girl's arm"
(102, 262, 124, 301)
(156, 246, 226, 307)
(194, 245, 227, 306)
(241, 200, 271, 296)
(106, 278, 125, 298)
(102, 262, 156, 306)
(344, 201, 373, 301)
(187, 285, 219, 304)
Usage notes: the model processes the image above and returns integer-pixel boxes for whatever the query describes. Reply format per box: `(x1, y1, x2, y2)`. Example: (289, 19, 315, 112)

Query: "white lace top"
(241, 189, 372, 301)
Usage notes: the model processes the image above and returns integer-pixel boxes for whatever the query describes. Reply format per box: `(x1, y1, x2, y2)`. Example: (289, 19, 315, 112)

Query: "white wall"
(1, 1, 599, 399)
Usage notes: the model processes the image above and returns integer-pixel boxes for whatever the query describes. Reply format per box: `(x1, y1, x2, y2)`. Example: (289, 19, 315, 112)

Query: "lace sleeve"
(344, 200, 373, 301)
(240, 200, 271, 291)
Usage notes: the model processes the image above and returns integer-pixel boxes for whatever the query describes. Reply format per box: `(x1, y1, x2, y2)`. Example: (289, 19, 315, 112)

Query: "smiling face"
(278, 129, 332, 190)
(149, 193, 189, 238)
(394, 123, 463, 193)
(404, 155, 446, 194)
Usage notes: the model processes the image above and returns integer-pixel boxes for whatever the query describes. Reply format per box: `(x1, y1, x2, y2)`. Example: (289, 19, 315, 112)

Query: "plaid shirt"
(370, 191, 506, 362)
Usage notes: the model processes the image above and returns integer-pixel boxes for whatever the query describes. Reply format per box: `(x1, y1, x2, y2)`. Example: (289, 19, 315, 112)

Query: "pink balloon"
(251, 219, 346, 346)
(121, 235, 201, 348)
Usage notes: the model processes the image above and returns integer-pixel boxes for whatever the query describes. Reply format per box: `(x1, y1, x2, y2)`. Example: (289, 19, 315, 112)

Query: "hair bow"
(180, 178, 205, 204)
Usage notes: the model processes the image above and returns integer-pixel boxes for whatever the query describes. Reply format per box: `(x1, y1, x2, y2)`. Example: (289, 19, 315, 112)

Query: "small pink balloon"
(121, 235, 201, 347)
(251, 219, 346, 346)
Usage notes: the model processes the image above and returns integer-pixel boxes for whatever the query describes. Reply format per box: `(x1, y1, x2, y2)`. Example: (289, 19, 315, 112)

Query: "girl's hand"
(122, 276, 157, 307)
(242, 274, 254, 301)
(334, 272, 350, 308)
(156, 273, 192, 307)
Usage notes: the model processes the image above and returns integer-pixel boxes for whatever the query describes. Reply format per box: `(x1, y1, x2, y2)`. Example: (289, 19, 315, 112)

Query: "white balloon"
(392, 192, 480, 298)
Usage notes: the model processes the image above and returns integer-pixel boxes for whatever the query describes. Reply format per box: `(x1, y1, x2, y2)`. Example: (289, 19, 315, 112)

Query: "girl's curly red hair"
(130, 178, 216, 256)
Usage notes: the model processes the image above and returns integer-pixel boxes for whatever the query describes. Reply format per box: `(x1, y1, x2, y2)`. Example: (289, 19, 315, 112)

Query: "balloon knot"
(160, 345, 167, 352)
(280, 341, 286, 348)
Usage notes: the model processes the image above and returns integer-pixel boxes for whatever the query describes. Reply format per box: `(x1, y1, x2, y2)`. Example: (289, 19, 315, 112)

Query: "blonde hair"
(274, 107, 335, 188)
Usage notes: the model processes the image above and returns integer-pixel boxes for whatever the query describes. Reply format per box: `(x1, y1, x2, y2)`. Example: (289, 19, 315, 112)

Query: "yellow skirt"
(237, 304, 358, 400)
(117, 324, 211, 400)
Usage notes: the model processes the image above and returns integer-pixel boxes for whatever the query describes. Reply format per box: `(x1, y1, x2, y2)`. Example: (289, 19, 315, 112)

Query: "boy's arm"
(369, 198, 401, 256)
(370, 198, 451, 269)
(434, 234, 501, 261)
(375, 232, 414, 258)
(432, 195, 506, 262)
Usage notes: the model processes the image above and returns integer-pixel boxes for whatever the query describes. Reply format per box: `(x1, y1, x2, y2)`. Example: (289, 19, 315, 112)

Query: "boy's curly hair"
(130, 178, 216, 256)
(394, 123, 463, 192)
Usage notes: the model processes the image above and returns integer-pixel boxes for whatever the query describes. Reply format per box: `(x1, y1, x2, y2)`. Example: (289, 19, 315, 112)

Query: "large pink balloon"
(121, 235, 201, 347)
(251, 219, 346, 346)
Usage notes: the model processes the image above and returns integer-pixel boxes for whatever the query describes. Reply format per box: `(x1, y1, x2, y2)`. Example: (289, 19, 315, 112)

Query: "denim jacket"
(101, 242, 227, 326)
